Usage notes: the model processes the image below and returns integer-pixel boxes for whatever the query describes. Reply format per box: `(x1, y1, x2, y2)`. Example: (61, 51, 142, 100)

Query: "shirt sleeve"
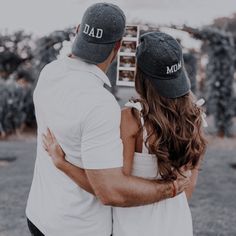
(81, 100, 123, 169)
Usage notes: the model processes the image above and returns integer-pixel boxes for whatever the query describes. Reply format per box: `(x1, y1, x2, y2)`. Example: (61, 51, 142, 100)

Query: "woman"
(43, 32, 207, 235)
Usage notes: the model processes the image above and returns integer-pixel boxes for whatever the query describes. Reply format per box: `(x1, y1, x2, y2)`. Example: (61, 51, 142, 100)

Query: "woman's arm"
(120, 108, 138, 176)
(42, 129, 95, 195)
(59, 162, 95, 195)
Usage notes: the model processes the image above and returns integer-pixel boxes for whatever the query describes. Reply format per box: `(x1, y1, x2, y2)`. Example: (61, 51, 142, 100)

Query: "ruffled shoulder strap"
(125, 101, 149, 154)
(196, 99, 208, 128)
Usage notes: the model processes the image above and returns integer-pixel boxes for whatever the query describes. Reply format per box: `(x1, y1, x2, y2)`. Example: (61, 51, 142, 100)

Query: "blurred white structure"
(1, 0, 236, 35)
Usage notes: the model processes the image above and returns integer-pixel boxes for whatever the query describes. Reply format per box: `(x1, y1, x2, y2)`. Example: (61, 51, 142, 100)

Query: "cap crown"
(79, 3, 126, 44)
(137, 32, 184, 80)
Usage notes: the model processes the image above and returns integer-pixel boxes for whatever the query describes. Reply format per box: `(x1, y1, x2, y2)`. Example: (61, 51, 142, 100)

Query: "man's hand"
(175, 174, 191, 196)
(175, 168, 192, 196)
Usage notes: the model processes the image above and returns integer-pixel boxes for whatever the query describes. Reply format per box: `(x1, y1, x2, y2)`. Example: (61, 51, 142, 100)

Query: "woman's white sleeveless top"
(112, 101, 193, 236)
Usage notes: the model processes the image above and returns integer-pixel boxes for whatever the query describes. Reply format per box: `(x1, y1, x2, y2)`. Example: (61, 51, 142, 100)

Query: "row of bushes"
(0, 26, 236, 137)
(0, 79, 34, 137)
(0, 29, 74, 137)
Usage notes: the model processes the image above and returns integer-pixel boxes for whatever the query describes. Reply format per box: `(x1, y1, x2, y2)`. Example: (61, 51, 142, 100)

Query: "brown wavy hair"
(133, 66, 207, 181)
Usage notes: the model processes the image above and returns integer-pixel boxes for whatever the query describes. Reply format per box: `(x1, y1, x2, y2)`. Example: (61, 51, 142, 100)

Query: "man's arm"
(56, 156, 188, 207)
(43, 126, 189, 206)
(57, 158, 188, 206)
(58, 159, 180, 206)
(86, 167, 189, 207)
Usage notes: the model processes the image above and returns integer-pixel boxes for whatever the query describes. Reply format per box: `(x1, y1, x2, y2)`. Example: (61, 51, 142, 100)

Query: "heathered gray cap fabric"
(136, 32, 191, 98)
(72, 3, 126, 64)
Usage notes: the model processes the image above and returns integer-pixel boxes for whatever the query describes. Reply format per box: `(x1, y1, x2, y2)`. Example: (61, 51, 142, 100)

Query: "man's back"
(26, 57, 122, 236)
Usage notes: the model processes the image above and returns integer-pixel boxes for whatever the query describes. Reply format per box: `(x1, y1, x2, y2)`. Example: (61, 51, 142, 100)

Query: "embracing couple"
(26, 3, 207, 236)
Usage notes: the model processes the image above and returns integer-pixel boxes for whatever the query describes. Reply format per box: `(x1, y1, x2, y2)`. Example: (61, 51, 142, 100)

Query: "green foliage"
(32, 28, 75, 79)
(0, 79, 34, 135)
(0, 26, 235, 137)
(0, 29, 74, 136)
(182, 26, 235, 136)
(183, 52, 198, 94)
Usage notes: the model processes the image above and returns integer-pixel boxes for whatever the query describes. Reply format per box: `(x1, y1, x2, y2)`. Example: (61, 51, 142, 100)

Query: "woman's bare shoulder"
(121, 107, 140, 137)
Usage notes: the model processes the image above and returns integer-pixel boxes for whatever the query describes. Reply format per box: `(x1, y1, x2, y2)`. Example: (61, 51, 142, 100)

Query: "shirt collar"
(64, 56, 111, 87)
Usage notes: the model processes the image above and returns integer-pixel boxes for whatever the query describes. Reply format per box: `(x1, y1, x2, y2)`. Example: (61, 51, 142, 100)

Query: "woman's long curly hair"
(134, 66, 207, 181)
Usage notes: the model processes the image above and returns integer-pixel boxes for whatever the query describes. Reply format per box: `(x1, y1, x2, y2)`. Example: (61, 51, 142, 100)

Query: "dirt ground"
(0, 134, 235, 236)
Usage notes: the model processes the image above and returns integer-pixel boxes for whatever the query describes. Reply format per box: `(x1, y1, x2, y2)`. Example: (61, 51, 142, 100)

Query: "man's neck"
(70, 54, 110, 74)
(96, 63, 109, 73)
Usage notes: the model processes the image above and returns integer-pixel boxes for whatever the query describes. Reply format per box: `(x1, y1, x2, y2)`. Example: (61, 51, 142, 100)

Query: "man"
(26, 3, 189, 236)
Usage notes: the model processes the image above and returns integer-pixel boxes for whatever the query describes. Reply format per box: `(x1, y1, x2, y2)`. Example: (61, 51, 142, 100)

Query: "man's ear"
(76, 24, 80, 34)
(114, 40, 122, 52)
(110, 40, 122, 64)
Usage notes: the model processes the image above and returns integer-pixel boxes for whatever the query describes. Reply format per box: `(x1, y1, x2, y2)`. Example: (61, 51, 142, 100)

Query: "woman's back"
(112, 101, 193, 236)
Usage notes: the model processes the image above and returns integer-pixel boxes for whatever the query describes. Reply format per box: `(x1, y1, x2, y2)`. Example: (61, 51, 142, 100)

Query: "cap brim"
(149, 69, 191, 99)
(72, 34, 115, 64)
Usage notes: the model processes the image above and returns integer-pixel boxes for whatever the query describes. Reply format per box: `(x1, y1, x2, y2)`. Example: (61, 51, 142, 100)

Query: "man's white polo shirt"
(26, 57, 123, 236)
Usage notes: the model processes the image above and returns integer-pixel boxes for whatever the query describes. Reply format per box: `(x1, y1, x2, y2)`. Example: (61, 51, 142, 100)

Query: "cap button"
(159, 37, 165, 42)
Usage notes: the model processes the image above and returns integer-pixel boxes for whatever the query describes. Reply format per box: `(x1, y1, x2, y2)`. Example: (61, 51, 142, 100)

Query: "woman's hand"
(42, 128, 66, 170)
(42, 128, 95, 195)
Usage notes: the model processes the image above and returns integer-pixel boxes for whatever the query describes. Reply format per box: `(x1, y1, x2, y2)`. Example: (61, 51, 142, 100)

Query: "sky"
(1, 0, 236, 36)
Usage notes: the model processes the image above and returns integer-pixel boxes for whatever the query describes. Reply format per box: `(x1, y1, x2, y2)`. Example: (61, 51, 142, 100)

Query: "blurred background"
(0, 0, 236, 235)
